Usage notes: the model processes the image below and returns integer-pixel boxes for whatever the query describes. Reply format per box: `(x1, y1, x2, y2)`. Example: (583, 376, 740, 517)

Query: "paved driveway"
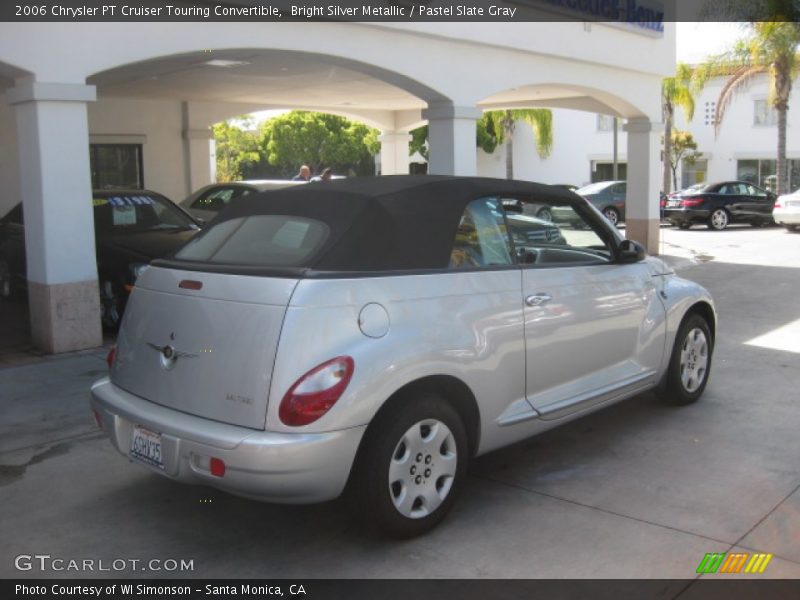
(1, 226, 798, 582)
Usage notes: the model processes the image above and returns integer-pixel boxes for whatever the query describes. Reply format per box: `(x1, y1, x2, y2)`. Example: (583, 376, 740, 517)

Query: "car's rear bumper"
(664, 207, 709, 225)
(773, 206, 800, 225)
(90, 377, 365, 504)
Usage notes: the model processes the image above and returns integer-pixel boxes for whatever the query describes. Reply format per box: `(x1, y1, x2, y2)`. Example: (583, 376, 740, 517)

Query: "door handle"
(526, 293, 552, 307)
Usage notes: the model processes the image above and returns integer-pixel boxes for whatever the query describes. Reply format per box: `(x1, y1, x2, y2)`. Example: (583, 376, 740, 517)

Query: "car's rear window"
(174, 215, 329, 267)
(93, 193, 197, 233)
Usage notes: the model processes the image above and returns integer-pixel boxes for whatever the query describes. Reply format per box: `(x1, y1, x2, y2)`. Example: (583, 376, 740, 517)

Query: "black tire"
(602, 206, 620, 226)
(351, 392, 468, 538)
(536, 207, 553, 222)
(707, 208, 729, 231)
(785, 224, 798, 232)
(99, 279, 124, 330)
(658, 313, 713, 406)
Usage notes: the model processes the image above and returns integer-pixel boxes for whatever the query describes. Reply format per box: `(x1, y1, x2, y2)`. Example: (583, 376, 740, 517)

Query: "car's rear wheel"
(99, 279, 124, 330)
(602, 206, 620, 226)
(659, 313, 713, 406)
(536, 207, 553, 222)
(352, 392, 468, 538)
(0, 258, 11, 299)
(708, 208, 729, 230)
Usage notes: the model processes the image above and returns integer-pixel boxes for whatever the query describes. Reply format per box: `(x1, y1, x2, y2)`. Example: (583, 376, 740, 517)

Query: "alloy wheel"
(709, 209, 728, 230)
(603, 207, 619, 226)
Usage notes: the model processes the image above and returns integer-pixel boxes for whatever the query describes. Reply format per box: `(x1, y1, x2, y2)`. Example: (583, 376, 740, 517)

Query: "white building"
(0, 19, 672, 353)
(674, 71, 800, 192)
(493, 70, 800, 194)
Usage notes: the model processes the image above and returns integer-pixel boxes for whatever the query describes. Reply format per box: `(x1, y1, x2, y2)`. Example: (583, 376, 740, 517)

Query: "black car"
(0, 189, 201, 328)
(663, 181, 776, 230)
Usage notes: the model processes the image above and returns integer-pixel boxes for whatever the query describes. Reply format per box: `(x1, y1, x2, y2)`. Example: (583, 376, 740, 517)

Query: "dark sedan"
(663, 181, 776, 230)
(0, 190, 201, 328)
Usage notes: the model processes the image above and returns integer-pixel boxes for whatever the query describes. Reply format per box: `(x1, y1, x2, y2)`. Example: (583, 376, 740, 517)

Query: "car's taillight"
(279, 356, 354, 426)
(680, 197, 705, 207)
(106, 345, 117, 369)
(774, 201, 782, 208)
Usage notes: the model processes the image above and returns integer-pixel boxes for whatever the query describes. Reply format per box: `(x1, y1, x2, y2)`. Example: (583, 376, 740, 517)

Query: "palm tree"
(483, 109, 553, 179)
(661, 63, 696, 194)
(694, 22, 800, 195)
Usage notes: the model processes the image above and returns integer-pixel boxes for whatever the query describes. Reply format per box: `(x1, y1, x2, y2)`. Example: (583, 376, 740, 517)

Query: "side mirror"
(617, 239, 646, 263)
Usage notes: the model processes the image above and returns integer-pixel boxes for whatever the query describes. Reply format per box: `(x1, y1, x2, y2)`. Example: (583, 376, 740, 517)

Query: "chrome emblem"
(146, 340, 197, 371)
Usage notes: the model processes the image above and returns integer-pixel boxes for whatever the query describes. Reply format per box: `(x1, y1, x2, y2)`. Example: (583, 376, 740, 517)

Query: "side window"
(449, 198, 513, 269)
(746, 184, 764, 196)
(505, 196, 614, 266)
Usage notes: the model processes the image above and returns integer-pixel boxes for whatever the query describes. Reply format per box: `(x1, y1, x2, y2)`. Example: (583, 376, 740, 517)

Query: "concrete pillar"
(184, 128, 214, 191)
(422, 103, 481, 176)
(624, 117, 662, 255)
(378, 131, 412, 175)
(6, 80, 102, 353)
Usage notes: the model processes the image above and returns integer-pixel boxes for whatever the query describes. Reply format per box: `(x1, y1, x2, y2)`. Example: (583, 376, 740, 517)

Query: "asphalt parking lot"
(1, 225, 799, 583)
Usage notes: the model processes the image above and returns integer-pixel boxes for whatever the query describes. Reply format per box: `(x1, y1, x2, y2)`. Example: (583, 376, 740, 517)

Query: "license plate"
(667, 200, 680, 207)
(130, 425, 164, 469)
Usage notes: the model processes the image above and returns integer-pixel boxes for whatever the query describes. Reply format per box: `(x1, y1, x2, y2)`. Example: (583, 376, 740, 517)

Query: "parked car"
(663, 181, 776, 230)
(91, 175, 716, 537)
(574, 180, 626, 225)
(552, 183, 579, 193)
(661, 184, 705, 219)
(773, 188, 800, 232)
(0, 190, 201, 328)
(501, 197, 556, 222)
(181, 180, 304, 223)
(669, 183, 705, 200)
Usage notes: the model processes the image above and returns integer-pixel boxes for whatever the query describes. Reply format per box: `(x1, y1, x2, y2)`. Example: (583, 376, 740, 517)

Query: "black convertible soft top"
(162, 175, 582, 273)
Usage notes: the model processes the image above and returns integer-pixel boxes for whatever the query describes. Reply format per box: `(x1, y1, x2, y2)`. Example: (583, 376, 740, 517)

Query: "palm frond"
(714, 65, 766, 136)
(512, 109, 553, 158)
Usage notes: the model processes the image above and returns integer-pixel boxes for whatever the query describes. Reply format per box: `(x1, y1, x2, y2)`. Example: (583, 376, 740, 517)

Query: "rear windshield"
(94, 193, 197, 233)
(174, 215, 329, 267)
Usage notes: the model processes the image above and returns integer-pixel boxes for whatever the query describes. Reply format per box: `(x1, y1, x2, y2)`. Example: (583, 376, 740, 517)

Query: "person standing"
(292, 165, 311, 181)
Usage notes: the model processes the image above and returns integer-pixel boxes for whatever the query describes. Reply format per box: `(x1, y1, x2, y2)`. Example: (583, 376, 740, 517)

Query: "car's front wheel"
(708, 208, 729, 230)
(352, 392, 468, 538)
(659, 313, 713, 406)
(536, 207, 553, 222)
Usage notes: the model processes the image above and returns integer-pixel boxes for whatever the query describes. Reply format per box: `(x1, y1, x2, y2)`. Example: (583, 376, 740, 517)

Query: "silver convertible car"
(91, 176, 716, 537)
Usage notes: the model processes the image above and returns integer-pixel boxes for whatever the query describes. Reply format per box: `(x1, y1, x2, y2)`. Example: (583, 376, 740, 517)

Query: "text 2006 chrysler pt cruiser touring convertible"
(91, 176, 716, 537)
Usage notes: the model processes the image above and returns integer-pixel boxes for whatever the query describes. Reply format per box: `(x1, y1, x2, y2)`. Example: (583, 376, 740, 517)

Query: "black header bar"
(1, 0, 799, 23)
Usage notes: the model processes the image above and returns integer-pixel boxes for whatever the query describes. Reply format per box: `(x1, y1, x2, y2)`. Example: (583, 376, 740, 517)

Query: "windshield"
(93, 193, 198, 234)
